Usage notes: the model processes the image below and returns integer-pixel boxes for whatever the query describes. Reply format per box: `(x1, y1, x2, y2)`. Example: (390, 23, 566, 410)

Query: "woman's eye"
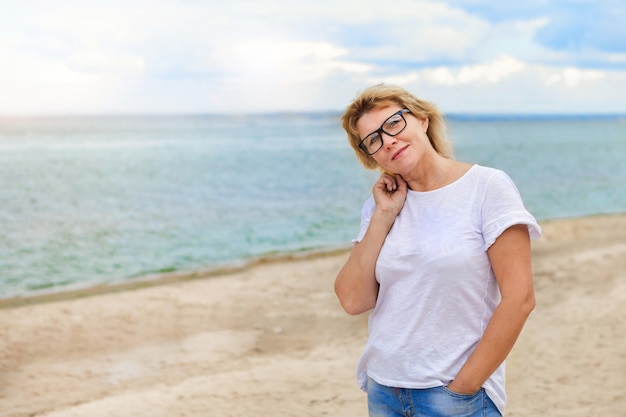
(385, 118, 400, 129)
(368, 135, 380, 146)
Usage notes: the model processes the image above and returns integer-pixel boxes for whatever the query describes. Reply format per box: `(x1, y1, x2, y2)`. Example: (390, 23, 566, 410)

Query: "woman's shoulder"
(467, 163, 500, 175)
(464, 164, 512, 182)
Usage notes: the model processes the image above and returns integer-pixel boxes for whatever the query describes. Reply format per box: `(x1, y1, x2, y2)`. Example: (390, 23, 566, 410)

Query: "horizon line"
(2, 111, 626, 120)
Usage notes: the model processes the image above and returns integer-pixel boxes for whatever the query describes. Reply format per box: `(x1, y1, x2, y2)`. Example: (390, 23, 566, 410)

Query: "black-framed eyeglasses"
(358, 109, 410, 155)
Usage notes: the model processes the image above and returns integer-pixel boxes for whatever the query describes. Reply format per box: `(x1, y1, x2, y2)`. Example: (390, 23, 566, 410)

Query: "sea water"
(0, 114, 625, 298)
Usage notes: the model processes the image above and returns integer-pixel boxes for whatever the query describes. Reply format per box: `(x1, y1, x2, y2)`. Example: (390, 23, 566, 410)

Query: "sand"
(0, 214, 625, 417)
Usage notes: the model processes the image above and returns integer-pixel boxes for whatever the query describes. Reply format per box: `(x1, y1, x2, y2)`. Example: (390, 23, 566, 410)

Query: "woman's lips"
(392, 145, 409, 160)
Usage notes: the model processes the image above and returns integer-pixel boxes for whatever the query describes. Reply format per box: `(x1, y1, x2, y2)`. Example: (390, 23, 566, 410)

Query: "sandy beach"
(1, 214, 625, 417)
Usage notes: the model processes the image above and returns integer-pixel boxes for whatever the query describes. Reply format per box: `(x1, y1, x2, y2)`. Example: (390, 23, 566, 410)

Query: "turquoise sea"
(1, 114, 625, 299)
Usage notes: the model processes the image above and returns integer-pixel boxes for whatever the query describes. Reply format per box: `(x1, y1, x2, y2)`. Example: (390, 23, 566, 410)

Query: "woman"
(334, 84, 541, 417)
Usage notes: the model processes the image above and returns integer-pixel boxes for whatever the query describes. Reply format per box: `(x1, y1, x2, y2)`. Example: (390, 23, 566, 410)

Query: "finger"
(395, 175, 407, 191)
(385, 178, 396, 192)
(380, 174, 397, 191)
(375, 177, 391, 192)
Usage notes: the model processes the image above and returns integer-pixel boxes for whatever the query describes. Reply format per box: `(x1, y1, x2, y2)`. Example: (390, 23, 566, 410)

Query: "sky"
(1, 0, 625, 115)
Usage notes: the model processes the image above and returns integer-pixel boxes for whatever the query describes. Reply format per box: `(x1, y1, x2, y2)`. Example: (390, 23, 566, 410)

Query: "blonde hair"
(341, 84, 453, 169)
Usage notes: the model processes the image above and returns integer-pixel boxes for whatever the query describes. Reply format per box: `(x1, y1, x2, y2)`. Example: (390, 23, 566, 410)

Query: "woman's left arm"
(447, 224, 536, 394)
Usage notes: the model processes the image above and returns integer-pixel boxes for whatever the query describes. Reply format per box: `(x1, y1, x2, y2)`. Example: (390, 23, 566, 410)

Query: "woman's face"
(356, 105, 430, 176)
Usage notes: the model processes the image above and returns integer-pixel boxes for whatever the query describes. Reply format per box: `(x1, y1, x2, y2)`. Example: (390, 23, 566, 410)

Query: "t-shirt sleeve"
(352, 195, 376, 243)
(481, 170, 542, 250)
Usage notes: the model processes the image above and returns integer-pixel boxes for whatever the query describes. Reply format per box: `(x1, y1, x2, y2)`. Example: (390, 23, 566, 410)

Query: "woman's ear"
(421, 117, 429, 131)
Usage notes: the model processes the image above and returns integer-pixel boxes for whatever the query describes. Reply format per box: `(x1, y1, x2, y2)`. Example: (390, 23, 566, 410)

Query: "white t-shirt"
(354, 165, 541, 415)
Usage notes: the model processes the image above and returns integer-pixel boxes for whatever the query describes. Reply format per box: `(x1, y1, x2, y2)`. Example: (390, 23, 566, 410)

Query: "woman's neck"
(402, 156, 470, 192)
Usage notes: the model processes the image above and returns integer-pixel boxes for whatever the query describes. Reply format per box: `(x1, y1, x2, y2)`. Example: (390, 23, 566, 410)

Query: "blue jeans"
(367, 377, 501, 417)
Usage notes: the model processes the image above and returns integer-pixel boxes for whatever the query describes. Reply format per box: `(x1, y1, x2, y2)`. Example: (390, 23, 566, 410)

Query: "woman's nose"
(382, 132, 397, 148)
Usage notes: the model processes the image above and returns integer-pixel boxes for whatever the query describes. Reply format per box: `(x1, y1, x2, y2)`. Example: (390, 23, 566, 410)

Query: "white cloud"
(606, 53, 626, 64)
(432, 56, 526, 85)
(367, 56, 526, 87)
(0, 0, 625, 115)
(228, 40, 368, 82)
(543, 67, 605, 88)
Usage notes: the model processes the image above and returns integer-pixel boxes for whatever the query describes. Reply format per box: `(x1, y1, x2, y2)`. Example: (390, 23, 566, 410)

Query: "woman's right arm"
(334, 174, 407, 315)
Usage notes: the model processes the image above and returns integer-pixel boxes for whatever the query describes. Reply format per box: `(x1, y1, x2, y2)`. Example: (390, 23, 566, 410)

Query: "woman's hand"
(446, 380, 480, 396)
(372, 173, 408, 220)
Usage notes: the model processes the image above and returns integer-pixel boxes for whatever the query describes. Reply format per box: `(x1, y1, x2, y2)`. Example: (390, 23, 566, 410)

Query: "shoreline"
(2, 212, 624, 310)
(1, 213, 625, 416)
(0, 246, 352, 310)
